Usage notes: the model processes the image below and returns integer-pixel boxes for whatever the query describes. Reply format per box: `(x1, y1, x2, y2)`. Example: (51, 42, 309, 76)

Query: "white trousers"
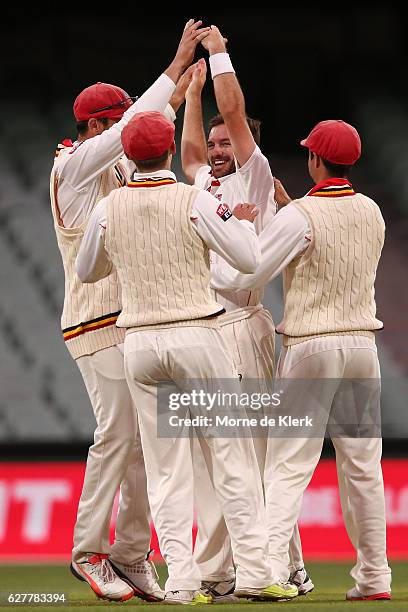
(193, 308, 304, 581)
(264, 335, 391, 595)
(124, 326, 272, 592)
(73, 345, 151, 564)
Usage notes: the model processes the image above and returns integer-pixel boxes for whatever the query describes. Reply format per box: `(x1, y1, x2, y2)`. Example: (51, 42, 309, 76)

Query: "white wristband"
(209, 53, 235, 79)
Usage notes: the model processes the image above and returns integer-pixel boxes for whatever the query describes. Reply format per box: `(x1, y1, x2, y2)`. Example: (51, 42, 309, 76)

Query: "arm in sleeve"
(163, 103, 177, 123)
(194, 164, 212, 189)
(210, 204, 311, 291)
(63, 74, 176, 190)
(191, 190, 260, 273)
(75, 198, 114, 283)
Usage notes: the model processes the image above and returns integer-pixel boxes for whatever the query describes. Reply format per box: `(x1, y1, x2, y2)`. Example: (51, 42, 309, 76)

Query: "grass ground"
(0, 562, 406, 611)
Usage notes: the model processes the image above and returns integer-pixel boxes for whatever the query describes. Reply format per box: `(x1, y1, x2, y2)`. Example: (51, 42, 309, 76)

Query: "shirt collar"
(128, 169, 177, 188)
(207, 168, 234, 190)
(307, 178, 355, 198)
(130, 169, 177, 182)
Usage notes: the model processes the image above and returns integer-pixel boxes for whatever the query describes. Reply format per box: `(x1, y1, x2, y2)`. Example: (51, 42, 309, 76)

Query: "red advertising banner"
(0, 460, 407, 561)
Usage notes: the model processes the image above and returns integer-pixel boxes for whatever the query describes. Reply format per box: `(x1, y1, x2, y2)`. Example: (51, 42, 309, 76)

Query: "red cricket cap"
(300, 119, 361, 165)
(121, 111, 175, 161)
(73, 82, 133, 121)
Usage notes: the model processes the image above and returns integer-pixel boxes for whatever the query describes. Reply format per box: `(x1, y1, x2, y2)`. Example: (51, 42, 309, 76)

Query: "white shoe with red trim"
(346, 587, 391, 601)
(70, 554, 134, 602)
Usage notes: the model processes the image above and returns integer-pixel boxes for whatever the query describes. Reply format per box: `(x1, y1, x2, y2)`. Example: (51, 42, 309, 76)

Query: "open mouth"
(212, 159, 228, 168)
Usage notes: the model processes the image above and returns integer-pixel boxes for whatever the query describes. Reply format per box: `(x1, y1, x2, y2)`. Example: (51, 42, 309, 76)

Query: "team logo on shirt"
(216, 202, 232, 221)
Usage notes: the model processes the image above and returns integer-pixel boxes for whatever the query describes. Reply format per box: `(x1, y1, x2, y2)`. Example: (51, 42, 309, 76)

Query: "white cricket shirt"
(52, 73, 176, 228)
(194, 145, 276, 313)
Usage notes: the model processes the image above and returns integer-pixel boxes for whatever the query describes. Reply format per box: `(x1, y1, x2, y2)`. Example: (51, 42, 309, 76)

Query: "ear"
(88, 118, 99, 132)
(315, 154, 321, 168)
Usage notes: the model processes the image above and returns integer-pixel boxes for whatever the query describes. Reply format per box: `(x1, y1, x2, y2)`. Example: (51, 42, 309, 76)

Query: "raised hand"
(169, 64, 197, 112)
(200, 24, 228, 54)
(186, 59, 207, 98)
(273, 178, 292, 208)
(174, 19, 211, 69)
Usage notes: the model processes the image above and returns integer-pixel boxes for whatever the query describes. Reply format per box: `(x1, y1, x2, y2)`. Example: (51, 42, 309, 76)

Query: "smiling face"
(207, 123, 236, 178)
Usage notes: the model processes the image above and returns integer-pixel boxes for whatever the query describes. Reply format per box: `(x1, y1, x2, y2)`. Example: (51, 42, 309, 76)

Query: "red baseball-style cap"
(121, 111, 175, 161)
(73, 82, 134, 121)
(300, 119, 361, 165)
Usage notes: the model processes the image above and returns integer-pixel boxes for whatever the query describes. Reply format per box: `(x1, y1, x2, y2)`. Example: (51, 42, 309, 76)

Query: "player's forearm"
(197, 216, 260, 274)
(236, 208, 312, 289)
(207, 48, 244, 119)
(223, 220, 260, 273)
(208, 52, 255, 167)
(76, 240, 113, 284)
(213, 71, 245, 120)
(164, 59, 187, 88)
(181, 92, 207, 183)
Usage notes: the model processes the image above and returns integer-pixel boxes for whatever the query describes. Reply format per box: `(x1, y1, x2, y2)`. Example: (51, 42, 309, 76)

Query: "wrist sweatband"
(209, 53, 235, 78)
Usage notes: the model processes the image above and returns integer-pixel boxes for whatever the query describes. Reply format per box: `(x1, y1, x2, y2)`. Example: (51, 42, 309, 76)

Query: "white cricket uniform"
(53, 73, 176, 564)
(193, 148, 305, 580)
(211, 190, 391, 594)
(75, 171, 275, 593)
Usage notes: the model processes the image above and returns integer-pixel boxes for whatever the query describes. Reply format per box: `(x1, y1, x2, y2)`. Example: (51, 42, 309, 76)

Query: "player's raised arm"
(201, 25, 255, 168)
(181, 59, 208, 184)
(64, 20, 210, 190)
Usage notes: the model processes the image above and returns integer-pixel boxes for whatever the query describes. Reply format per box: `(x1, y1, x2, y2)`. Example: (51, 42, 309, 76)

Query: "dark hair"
(134, 150, 170, 172)
(76, 117, 110, 136)
(321, 158, 352, 178)
(208, 114, 261, 146)
(309, 151, 352, 178)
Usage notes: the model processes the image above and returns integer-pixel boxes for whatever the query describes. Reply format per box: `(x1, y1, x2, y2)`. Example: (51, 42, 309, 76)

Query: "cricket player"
(75, 110, 299, 605)
(181, 28, 311, 600)
(49, 19, 210, 602)
(211, 119, 392, 601)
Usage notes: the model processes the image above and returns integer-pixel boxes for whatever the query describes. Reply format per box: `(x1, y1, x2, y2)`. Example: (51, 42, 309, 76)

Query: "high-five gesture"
(165, 19, 211, 84)
(201, 24, 228, 55)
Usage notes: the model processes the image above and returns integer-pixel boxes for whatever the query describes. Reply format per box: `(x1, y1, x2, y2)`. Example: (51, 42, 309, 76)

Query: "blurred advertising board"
(0, 460, 407, 561)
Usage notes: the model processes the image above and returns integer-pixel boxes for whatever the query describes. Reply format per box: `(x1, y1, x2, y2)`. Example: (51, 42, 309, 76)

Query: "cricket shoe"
(235, 581, 298, 601)
(288, 567, 315, 595)
(164, 590, 212, 605)
(200, 578, 239, 603)
(110, 549, 164, 602)
(346, 587, 391, 601)
(70, 553, 133, 601)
